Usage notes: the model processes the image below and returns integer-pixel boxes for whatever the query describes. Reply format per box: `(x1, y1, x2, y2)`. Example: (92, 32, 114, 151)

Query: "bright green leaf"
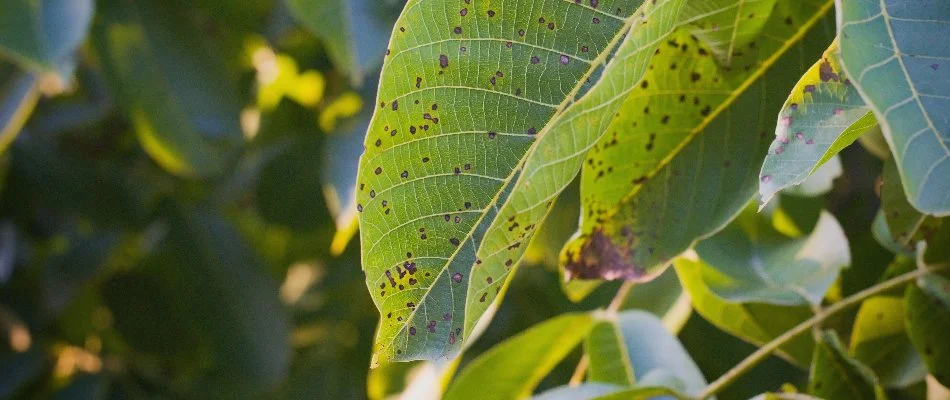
(838, 0, 950, 215)
(904, 274, 950, 387)
(808, 330, 887, 400)
(93, 0, 244, 178)
(443, 313, 594, 400)
(562, 0, 836, 283)
(759, 41, 877, 205)
(0, 64, 38, 153)
(675, 256, 815, 367)
(694, 208, 850, 306)
(586, 321, 635, 386)
(0, 0, 93, 73)
(681, 0, 779, 65)
(359, 0, 689, 364)
(850, 296, 926, 388)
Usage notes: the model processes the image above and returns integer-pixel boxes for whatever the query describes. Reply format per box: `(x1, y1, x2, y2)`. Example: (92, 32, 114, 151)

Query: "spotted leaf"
(563, 0, 836, 284)
(759, 41, 878, 205)
(838, 0, 950, 215)
(904, 273, 950, 388)
(681, 0, 779, 66)
(358, 0, 689, 364)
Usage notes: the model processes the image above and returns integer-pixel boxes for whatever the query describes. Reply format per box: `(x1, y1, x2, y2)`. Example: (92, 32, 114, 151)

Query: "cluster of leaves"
(357, 0, 950, 399)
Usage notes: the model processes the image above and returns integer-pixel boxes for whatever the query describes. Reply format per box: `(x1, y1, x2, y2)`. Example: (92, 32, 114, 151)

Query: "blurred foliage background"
(0, 0, 894, 399)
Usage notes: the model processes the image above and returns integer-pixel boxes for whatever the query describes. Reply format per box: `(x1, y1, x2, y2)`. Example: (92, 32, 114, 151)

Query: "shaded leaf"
(877, 160, 942, 252)
(359, 0, 689, 364)
(0, 64, 39, 153)
(904, 274, 950, 387)
(0, 348, 46, 399)
(681, 0, 779, 66)
(0, 0, 93, 73)
(674, 256, 815, 367)
(93, 0, 244, 178)
(586, 321, 635, 386)
(780, 155, 844, 198)
(562, 0, 836, 283)
(759, 41, 877, 204)
(694, 208, 850, 306)
(808, 330, 887, 400)
(285, 0, 402, 86)
(850, 296, 926, 388)
(532, 383, 623, 400)
(442, 313, 594, 400)
(838, 0, 950, 215)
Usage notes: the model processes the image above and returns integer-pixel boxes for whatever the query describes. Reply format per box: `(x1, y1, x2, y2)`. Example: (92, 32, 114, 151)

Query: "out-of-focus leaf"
(681, 0, 779, 65)
(359, 0, 688, 364)
(93, 0, 244, 178)
(320, 92, 363, 133)
(586, 321, 634, 386)
(780, 155, 844, 198)
(563, 1, 835, 283)
(610, 311, 707, 396)
(109, 209, 291, 394)
(443, 314, 594, 400)
(285, 0, 401, 86)
(838, 0, 950, 215)
(850, 296, 926, 388)
(257, 138, 332, 232)
(52, 373, 108, 400)
(0, 65, 39, 153)
(675, 256, 815, 367)
(877, 161, 942, 252)
(0, 349, 46, 399)
(759, 41, 876, 204)
(253, 48, 326, 111)
(808, 330, 887, 400)
(0, 0, 93, 73)
(592, 386, 690, 400)
(43, 230, 119, 313)
(695, 207, 850, 306)
(531, 383, 622, 400)
(619, 267, 692, 333)
(751, 393, 824, 400)
(904, 274, 950, 387)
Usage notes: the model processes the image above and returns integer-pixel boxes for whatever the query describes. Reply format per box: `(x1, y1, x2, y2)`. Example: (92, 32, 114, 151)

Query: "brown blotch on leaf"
(563, 229, 646, 281)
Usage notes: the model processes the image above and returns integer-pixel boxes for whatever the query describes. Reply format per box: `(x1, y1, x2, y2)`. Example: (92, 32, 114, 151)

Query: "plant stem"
(569, 281, 636, 386)
(695, 265, 947, 400)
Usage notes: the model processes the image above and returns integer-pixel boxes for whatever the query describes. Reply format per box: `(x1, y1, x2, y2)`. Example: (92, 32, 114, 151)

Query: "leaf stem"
(569, 281, 636, 386)
(694, 264, 947, 399)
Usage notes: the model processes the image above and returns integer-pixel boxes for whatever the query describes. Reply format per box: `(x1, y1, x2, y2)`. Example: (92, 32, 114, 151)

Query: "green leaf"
(285, 0, 401, 87)
(876, 160, 942, 252)
(562, 0, 836, 282)
(674, 256, 815, 367)
(681, 0, 779, 65)
(904, 274, 950, 387)
(808, 331, 887, 400)
(443, 313, 594, 400)
(586, 321, 635, 386)
(93, 0, 244, 178)
(0, 0, 93, 73)
(0, 349, 46, 399)
(592, 386, 690, 400)
(837, 0, 950, 216)
(850, 296, 926, 388)
(694, 208, 850, 306)
(0, 64, 38, 153)
(532, 384, 689, 400)
(358, 0, 689, 364)
(759, 41, 878, 204)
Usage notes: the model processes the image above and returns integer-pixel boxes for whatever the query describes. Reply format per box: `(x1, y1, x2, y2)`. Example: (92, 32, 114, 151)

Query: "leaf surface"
(358, 0, 689, 364)
(0, 0, 93, 72)
(681, 0, 779, 65)
(808, 331, 887, 400)
(850, 296, 926, 388)
(586, 321, 635, 386)
(904, 274, 950, 387)
(562, 0, 837, 282)
(838, 0, 950, 215)
(0, 64, 38, 153)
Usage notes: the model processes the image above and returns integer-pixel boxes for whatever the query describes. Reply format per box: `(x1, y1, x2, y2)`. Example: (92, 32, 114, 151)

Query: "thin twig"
(695, 264, 947, 400)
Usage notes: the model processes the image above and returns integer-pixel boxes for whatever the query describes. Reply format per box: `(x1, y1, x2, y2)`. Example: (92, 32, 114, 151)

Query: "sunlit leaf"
(675, 256, 815, 367)
(0, 0, 93, 74)
(904, 274, 950, 388)
(358, 0, 689, 364)
(0, 64, 39, 153)
(93, 0, 244, 178)
(759, 41, 877, 204)
(681, 0, 779, 65)
(285, 0, 402, 86)
(694, 208, 850, 306)
(850, 296, 926, 388)
(443, 313, 594, 400)
(562, 0, 836, 283)
(808, 330, 887, 400)
(838, 0, 950, 215)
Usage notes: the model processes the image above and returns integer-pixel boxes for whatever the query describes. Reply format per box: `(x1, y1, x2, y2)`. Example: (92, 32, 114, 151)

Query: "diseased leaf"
(586, 321, 635, 386)
(838, 0, 950, 215)
(0, 0, 93, 73)
(904, 274, 950, 387)
(562, 0, 836, 283)
(442, 314, 594, 400)
(358, 0, 689, 364)
(759, 41, 878, 204)
(93, 0, 244, 178)
(681, 0, 779, 65)
(781, 155, 843, 198)
(675, 256, 815, 367)
(808, 331, 887, 400)
(0, 64, 39, 153)
(850, 296, 926, 388)
(285, 0, 402, 86)
(694, 208, 850, 306)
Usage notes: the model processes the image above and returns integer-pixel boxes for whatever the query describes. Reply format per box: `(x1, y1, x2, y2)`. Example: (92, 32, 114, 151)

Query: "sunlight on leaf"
(850, 296, 926, 388)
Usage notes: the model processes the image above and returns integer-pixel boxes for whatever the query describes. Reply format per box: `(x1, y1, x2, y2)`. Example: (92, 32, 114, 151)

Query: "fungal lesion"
(562, 227, 646, 281)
